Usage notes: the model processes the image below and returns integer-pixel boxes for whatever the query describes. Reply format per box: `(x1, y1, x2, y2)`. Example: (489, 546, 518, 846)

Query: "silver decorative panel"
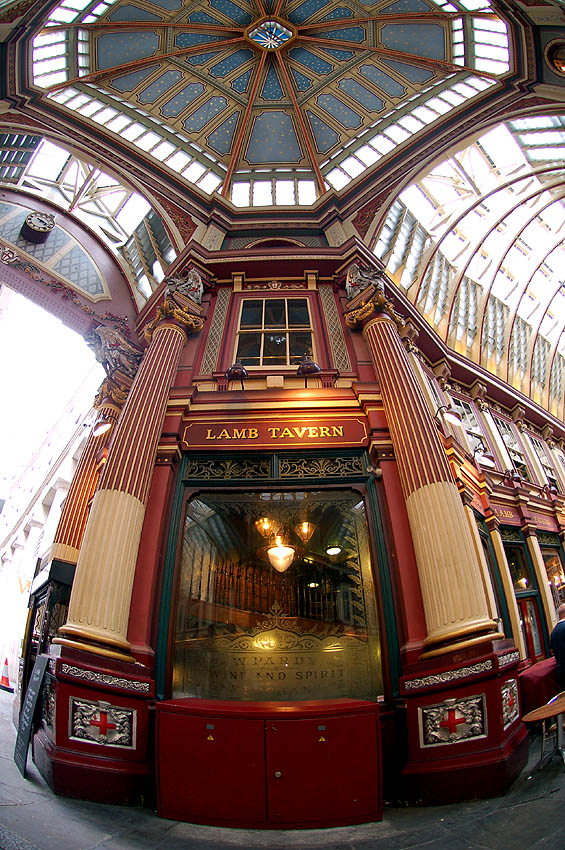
(501, 679, 519, 729)
(319, 285, 351, 372)
(200, 287, 231, 374)
(69, 697, 136, 749)
(419, 694, 487, 747)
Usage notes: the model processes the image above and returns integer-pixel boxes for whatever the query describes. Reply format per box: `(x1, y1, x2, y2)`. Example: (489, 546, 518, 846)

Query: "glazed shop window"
(492, 416, 530, 480)
(504, 543, 535, 593)
(529, 435, 560, 492)
(235, 298, 313, 367)
(449, 396, 486, 453)
(542, 548, 565, 607)
(172, 490, 382, 702)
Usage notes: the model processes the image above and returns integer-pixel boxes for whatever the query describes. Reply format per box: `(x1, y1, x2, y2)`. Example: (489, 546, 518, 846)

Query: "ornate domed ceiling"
(31, 0, 510, 206)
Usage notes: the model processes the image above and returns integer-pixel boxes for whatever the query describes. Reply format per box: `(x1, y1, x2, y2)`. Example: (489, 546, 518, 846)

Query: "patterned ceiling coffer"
(0, 203, 105, 297)
(317, 94, 362, 129)
(261, 64, 284, 101)
(360, 64, 406, 97)
(339, 79, 384, 113)
(184, 97, 228, 133)
(380, 24, 446, 60)
(138, 70, 183, 104)
(110, 65, 160, 92)
(109, 5, 163, 22)
(245, 112, 303, 164)
(96, 32, 160, 70)
(161, 83, 206, 118)
(210, 49, 254, 78)
(207, 111, 241, 155)
(38, 0, 509, 204)
(307, 110, 340, 153)
(381, 58, 435, 82)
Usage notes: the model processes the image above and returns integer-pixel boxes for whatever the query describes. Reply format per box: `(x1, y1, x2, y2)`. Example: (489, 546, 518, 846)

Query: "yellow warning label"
(318, 735, 326, 742)
(207, 734, 214, 741)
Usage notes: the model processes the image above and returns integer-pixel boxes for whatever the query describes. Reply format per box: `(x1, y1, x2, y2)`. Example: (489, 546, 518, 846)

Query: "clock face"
(25, 211, 55, 232)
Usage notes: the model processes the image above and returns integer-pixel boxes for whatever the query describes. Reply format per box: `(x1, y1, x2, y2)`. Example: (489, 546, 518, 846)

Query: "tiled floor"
(1, 689, 564, 850)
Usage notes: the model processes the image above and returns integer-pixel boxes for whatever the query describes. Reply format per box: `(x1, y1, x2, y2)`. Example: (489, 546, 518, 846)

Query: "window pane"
(263, 332, 287, 364)
(504, 544, 533, 592)
(287, 298, 310, 327)
(289, 331, 312, 364)
(240, 300, 263, 328)
(264, 299, 285, 328)
(236, 332, 261, 365)
(172, 490, 383, 701)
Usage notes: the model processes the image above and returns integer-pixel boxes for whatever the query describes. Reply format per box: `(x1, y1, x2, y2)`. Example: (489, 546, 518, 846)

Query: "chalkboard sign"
(14, 655, 49, 778)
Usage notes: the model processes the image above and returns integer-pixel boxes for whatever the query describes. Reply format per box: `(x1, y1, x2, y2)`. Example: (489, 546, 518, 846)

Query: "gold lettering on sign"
(205, 424, 346, 441)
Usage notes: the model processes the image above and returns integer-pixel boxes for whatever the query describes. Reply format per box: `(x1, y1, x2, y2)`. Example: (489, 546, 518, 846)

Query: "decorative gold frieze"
(185, 458, 270, 480)
(279, 456, 364, 478)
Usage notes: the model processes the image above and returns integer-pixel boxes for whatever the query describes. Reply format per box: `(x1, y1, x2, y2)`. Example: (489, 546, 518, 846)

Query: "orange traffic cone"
(0, 658, 13, 692)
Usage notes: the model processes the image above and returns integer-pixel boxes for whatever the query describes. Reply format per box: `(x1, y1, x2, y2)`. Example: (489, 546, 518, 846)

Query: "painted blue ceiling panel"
(97, 32, 160, 70)
(359, 63, 405, 96)
(289, 47, 333, 74)
(307, 110, 340, 152)
(320, 6, 353, 20)
(207, 110, 241, 154)
(322, 26, 365, 41)
(188, 11, 225, 24)
(175, 32, 224, 47)
(261, 64, 284, 100)
(210, 48, 254, 77)
(53, 245, 104, 295)
(109, 64, 160, 91)
(291, 68, 313, 90)
(146, 0, 181, 9)
(339, 78, 384, 111)
(161, 82, 205, 116)
(288, 0, 331, 25)
(381, 24, 446, 59)
(246, 112, 303, 163)
(186, 51, 222, 65)
(184, 96, 228, 132)
(381, 0, 434, 11)
(380, 57, 435, 81)
(321, 47, 353, 60)
(138, 70, 183, 103)
(232, 69, 252, 92)
(109, 5, 162, 21)
(209, 0, 252, 24)
(317, 93, 362, 127)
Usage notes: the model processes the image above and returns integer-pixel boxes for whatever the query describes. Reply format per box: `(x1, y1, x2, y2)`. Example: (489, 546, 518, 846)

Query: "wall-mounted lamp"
(255, 516, 278, 537)
(503, 469, 522, 485)
(434, 404, 462, 426)
(92, 417, 112, 437)
(473, 442, 496, 469)
(296, 354, 321, 388)
(541, 483, 559, 497)
(225, 361, 247, 390)
(267, 535, 295, 573)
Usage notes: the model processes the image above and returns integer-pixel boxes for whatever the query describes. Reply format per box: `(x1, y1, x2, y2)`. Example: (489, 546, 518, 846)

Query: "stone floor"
(1, 689, 565, 850)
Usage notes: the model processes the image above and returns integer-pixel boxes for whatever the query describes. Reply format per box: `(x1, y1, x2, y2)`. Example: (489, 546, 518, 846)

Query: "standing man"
(550, 603, 565, 690)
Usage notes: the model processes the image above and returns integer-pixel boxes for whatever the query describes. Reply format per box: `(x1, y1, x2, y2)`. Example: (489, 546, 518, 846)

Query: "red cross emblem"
(507, 690, 515, 710)
(439, 708, 466, 735)
(90, 710, 117, 738)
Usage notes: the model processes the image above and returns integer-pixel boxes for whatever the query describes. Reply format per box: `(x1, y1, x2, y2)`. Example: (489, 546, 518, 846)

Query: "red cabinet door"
(157, 712, 266, 826)
(265, 712, 381, 828)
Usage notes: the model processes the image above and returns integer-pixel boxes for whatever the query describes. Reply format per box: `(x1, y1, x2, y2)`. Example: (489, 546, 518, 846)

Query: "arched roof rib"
(373, 117, 565, 415)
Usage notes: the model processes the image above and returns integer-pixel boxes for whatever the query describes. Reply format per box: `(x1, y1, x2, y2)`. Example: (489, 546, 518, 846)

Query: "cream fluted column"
(345, 282, 500, 657)
(485, 518, 526, 658)
(56, 296, 203, 661)
(49, 381, 126, 565)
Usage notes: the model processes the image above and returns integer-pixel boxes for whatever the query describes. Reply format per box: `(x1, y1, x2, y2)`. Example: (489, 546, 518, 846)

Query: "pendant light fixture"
(294, 520, 315, 543)
(267, 535, 295, 573)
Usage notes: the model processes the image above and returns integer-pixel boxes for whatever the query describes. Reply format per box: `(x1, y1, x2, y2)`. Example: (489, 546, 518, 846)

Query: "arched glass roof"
(30, 0, 511, 206)
(374, 116, 565, 418)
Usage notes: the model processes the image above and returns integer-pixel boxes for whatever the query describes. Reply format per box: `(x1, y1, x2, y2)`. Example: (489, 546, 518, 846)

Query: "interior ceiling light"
(295, 521, 315, 543)
(267, 535, 295, 573)
(326, 546, 341, 557)
(256, 516, 277, 537)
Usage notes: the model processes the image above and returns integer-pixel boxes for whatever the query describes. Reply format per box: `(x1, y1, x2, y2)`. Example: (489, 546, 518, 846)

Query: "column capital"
(85, 325, 144, 381)
(143, 295, 204, 344)
(343, 284, 405, 333)
(94, 376, 130, 412)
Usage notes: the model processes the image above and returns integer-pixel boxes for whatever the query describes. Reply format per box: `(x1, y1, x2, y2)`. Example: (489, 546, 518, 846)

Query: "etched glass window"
(172, 490, 382, 701)
(492, 416, 531, 480)
(235, 298, 313, 367)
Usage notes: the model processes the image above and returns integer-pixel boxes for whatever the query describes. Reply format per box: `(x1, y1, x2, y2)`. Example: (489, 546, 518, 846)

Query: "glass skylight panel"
(198, 172, 223, 194)
(275, 180, 295, 205)
(183, 161, 207, 182)
(341, 156, 365, 178)
(232, 182, 251, 207)
(355, 145, 381, 166)
(166, 151, 192, 172)
(135, 132, 161, 152)
(253, 181, 273, 206)
(152, 141, 176, 162)
(326, 168, 349, 190)
(297, 180, 316, 205)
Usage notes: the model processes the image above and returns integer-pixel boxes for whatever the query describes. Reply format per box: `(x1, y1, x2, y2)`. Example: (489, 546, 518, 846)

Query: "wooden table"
(523, 694, 565, 773)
